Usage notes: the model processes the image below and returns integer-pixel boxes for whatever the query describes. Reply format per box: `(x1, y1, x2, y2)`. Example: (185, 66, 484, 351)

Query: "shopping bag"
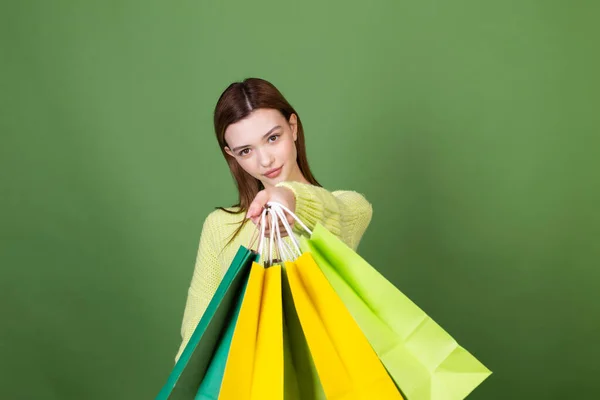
(300, 223, 492, 400)
(281, 267, 326, 400)
(218, 262, 284, 400)
(194, 279, 247, 399)
(156, 246, 258, 400)
(286, 253, 404, 399)
(257, 202, 325, 400)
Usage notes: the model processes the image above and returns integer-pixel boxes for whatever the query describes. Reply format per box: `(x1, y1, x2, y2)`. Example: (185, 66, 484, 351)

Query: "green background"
(1, 0, 598, 399)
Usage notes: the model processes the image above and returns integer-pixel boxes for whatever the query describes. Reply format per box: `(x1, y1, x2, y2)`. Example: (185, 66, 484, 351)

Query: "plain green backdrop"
(1, 0, 599, 399)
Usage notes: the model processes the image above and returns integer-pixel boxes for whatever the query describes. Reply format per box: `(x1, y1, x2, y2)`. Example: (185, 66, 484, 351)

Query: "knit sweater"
(175, 180, 373, 361)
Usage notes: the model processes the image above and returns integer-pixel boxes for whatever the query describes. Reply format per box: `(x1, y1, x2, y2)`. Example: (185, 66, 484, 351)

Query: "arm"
(174, 214, 220, 362)
(275, 181, 373, 251)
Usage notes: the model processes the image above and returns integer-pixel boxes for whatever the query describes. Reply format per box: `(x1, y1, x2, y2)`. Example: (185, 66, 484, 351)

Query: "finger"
(278, 217, 293, 232)
(287, 215, 295, 228)
(275, 221, 287, 237)
(246, 204, 262, 220)
(246, 190, 268, 219)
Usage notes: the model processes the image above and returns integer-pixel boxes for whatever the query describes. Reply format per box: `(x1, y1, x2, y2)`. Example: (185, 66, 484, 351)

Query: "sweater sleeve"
(275, 181, 373, 251)
(174, 214, 220, 362)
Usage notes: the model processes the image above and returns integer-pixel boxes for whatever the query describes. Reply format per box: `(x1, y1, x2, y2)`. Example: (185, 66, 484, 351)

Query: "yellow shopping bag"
(286, 253, 404, 400)
(219, 262, 283, 400)
(281, 267, 326, 400)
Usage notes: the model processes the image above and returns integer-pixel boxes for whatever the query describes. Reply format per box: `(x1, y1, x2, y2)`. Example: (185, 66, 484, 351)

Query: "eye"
(238, 148, 251, 156)
(268, 135, 280, 143)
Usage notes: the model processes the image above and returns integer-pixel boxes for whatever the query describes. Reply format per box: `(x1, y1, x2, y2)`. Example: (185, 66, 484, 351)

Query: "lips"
(264, 166, 283, 179)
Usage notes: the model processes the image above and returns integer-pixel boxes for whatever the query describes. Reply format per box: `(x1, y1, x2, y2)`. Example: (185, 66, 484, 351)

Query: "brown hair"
(213, 77, 321, 247)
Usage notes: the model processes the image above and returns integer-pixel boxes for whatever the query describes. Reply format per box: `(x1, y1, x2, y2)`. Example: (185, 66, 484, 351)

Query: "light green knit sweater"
(175, 181, 373, 361)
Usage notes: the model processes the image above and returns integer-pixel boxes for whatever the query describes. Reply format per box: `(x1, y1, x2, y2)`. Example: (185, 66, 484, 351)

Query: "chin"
(259, 165, 291, 187)
(261, 175, 285, 188)
(269, 177, 285, 186)
(276, 171, 291, 183)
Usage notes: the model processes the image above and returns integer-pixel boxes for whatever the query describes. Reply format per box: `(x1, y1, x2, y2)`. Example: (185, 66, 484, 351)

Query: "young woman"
(175, 77, 373, 361)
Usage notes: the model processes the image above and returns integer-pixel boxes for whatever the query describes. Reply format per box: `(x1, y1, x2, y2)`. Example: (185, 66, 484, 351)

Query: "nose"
(258, 148, 275, 168)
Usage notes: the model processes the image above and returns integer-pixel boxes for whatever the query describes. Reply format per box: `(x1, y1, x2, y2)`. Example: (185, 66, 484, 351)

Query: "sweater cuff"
(275, 181, 340, 236)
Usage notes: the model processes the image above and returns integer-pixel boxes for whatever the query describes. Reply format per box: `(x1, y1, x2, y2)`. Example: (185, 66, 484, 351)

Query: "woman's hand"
(246, 186, 296, 237)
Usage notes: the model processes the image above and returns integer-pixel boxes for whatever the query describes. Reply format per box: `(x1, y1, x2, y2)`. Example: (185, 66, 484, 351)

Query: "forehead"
(225, 108, 285, 146)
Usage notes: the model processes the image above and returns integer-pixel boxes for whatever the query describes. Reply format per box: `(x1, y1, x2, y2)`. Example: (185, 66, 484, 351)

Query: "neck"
(286, 163, 310, 185)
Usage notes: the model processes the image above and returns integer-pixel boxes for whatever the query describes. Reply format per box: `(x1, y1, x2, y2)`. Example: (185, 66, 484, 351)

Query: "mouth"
(264, 166, 283, 179)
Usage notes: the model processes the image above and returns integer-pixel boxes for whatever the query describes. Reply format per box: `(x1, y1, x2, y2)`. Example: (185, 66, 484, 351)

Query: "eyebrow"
(231, 125, 282, 152)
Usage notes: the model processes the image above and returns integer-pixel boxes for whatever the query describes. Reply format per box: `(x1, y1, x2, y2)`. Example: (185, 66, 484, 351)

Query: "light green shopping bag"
(299, 223, 492, 400)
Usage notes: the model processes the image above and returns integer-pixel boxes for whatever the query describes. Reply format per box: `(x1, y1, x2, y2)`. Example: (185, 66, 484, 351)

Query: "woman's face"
(224, 108, 303, 187)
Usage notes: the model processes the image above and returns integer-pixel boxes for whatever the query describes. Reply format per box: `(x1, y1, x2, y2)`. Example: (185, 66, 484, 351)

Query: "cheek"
(237, 157, 260, 176)
(280, 140, 297, 161)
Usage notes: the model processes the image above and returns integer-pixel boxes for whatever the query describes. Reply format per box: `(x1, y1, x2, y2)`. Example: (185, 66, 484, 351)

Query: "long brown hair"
(213, 77, 321, 247)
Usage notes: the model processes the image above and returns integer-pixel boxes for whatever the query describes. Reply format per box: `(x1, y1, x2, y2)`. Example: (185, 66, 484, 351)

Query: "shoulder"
(204, 206, 242, 222)
(332, 189, 373, 216)
(200, 207, 244, 238)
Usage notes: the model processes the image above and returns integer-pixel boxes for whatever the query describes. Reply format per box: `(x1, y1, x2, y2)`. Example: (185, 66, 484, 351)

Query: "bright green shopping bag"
(299, 223, 492, 400)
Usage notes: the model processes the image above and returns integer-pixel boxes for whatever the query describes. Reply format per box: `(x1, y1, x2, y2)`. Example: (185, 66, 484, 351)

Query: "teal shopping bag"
(194, 280, 247, 400)
(156, 246, 258, 400)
